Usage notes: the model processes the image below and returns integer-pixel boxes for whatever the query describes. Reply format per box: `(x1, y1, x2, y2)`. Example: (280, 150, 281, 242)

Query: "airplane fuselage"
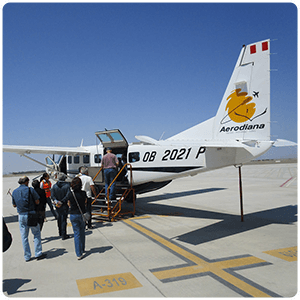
(60, 139, 272, 194)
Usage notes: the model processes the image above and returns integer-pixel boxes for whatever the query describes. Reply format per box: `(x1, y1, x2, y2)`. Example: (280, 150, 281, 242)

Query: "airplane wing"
(273, 139, 297, 147)
(3, 145, 90, 156)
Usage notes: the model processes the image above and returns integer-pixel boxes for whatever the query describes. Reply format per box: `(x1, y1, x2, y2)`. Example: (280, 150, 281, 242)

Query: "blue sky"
(2, 3, 298, 173)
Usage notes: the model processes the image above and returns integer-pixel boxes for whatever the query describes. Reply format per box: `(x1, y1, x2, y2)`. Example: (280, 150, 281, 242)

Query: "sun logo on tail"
(223, 89, 256, 123)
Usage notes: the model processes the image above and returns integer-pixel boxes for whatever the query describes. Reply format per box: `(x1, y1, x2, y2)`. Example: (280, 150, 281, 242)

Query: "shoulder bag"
(3, 219, 12, 252)
(27, 188, 40, 227)
(70, 189, 91, 222)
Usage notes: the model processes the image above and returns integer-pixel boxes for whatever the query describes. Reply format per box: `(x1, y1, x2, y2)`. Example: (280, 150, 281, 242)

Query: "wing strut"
(21, 154, 49, 168)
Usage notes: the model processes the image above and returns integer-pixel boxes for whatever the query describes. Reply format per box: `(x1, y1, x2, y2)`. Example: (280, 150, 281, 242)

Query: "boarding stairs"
(90, 163, 135, 222)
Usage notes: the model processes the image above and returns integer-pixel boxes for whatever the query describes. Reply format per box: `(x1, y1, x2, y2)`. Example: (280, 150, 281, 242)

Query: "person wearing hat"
(32, 179, 47, 232)
(101, 148, 119, 200)
(76, 166, 97, 229)
(51, 173, 71, 240)
(12, 176, 47, 262)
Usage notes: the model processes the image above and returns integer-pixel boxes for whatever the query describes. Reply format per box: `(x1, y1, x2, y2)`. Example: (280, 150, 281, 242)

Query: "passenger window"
(129, 152, 140, 163)
(83, 155, 90, 164)
(68, 156, 72, 164)
(94, 154, 102, 164)
(74, 155, 80, 164)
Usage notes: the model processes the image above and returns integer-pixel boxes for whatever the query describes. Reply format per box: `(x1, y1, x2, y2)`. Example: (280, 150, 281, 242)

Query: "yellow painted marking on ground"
(124, 219, 204, 264)
(210, 268, 270, 298)
(153, 265, 210, 280)
(124, 219, 272, 297)
(211, 256, 265, 269)
(76, 272, 142, 296)
(263, 246, 297, 262)
(129, 215, 151, 220)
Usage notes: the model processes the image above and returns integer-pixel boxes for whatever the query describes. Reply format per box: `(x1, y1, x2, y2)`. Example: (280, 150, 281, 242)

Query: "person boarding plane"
(3, 39, 296, 197)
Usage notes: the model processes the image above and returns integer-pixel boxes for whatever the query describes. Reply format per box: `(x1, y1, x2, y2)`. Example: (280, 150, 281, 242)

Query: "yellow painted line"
(263, 246, 297, 262)
(211, 256, 266, 269)
(76, 272, 142, 296)
(129, 215, 151, 220)
(153, 265, 210, 280)
(124, 219, 272, 297)
(210, 268, 270, 298)
(124, 219, 205, 264)
(153, 256, 265, 280)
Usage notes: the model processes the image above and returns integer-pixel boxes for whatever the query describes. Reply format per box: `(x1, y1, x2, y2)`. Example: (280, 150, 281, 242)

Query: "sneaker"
(36, 253, 47, 260)
(77, 254, 84, 260)
(25, 257, 34, 262)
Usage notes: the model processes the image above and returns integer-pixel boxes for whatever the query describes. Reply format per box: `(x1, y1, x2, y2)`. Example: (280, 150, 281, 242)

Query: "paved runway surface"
(2, 163, 297, 297)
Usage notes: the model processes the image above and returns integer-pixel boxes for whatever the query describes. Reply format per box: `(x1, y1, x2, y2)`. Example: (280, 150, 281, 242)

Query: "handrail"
(107, 163, 133, 201)
(91, 163, 135, 221)
(92, 166, 103, 182)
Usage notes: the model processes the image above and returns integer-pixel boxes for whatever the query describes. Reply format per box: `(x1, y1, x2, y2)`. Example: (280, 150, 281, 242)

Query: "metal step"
(92, 204, 109, 208)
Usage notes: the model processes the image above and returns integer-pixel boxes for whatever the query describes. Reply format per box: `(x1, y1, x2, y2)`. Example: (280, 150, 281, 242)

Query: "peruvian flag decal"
(250, 45, 256, 54)
(262, 41, 268, 51)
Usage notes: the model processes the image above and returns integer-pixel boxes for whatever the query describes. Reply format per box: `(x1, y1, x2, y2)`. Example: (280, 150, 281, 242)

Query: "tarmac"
(2, 162, 297, 297)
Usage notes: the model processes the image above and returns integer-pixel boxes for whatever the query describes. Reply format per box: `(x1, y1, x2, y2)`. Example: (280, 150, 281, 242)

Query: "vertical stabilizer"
(214, 39, 270, 141)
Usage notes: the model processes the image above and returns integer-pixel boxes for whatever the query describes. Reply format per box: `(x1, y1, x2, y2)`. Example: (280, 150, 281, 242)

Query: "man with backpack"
(51, 174, 70, 240)
(12, 176, 46, 262)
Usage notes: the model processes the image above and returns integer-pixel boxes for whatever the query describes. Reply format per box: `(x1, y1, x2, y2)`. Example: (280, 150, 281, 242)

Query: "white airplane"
(3, 39, 296, 196)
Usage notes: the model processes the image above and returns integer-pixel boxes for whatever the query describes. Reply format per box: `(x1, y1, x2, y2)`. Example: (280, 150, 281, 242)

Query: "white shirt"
(77, 173, 94, 198)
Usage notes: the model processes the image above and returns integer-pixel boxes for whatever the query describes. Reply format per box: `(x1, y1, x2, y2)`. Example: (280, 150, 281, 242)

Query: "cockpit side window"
(129, 152, 140, 163)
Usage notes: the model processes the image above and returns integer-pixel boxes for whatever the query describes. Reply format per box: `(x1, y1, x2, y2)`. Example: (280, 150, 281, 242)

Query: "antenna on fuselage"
(159, 132, 165, 140)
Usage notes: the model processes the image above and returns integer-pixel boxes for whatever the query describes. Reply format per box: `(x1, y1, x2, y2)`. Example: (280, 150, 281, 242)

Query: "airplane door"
(95, 129, 129, 183)
(95, 129, 128, 149)
(45, 155, 67, 178)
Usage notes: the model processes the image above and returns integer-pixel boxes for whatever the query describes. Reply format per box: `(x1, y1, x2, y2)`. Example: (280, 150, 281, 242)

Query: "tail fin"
(214, 39, 270, 141)
(168, 39, 270, 142)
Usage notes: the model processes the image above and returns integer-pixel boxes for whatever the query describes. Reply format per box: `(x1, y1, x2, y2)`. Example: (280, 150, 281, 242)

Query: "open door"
(94, 129, 129, 183)
(95, 129, 128, 149)
(45, 155, 67, 178)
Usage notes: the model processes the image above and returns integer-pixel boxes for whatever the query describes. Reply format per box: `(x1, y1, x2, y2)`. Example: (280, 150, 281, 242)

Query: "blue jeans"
(104, 168, 117, 199)
(70, 214, 85, 257)
(56, 206, 68, 237)
(18, 213, 42, 261)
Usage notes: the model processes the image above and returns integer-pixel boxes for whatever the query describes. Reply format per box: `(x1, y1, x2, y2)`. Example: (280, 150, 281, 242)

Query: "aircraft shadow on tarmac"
(137, 190, 297, 246)
(173, 205, 297, 245)
(3, 278, 36, 295)
(140, 188, 226, 202)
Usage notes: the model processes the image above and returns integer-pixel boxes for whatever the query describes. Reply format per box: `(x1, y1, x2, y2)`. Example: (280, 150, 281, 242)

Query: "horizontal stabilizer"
(135, 135, 160, 145)
(273, 139, 297, 147)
